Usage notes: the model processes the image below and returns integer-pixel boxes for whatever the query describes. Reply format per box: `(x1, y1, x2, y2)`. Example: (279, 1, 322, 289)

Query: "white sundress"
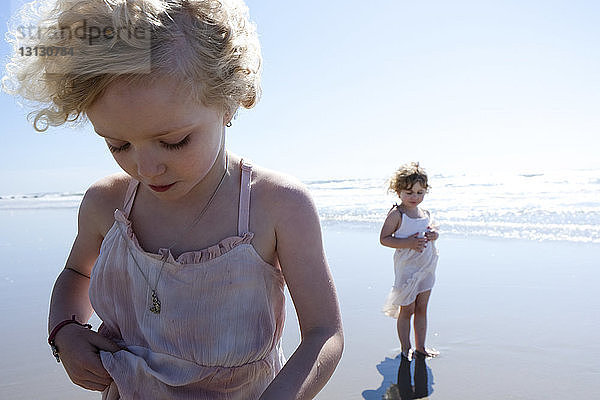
(382, 209, 439, 318)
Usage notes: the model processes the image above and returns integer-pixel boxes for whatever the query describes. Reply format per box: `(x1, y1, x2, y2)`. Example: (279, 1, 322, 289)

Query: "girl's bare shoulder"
(386, 205, 402, 222)
(80, 172, 132, 237)
(388, 204, 402, 216)
(250, 164, 316, 221)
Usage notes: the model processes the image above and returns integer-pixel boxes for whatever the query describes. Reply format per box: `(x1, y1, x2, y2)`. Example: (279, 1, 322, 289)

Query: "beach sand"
(1, 208, 599, 399)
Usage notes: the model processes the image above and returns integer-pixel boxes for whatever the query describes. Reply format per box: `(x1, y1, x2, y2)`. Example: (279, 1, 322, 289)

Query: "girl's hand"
(407, 233, 428, 252)
(53, 323, 123, 392)
(425, 228, 439, 241)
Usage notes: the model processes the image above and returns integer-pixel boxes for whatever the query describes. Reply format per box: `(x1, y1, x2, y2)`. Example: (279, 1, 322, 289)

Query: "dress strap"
(122, 179, 140, 217)
(238, 159, 252, 236)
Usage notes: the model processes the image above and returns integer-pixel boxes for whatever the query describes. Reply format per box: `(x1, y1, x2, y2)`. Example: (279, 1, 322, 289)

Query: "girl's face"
(86, 76, 227, 203)
(399, 181, 427, 209)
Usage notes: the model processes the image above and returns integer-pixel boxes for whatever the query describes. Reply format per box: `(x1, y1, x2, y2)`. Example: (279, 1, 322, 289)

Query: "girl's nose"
(136, 150, 166, 179)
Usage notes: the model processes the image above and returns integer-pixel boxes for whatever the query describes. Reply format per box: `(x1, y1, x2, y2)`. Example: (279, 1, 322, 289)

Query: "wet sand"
(319, 225, 600, 399)
(1, 208, 599, 399)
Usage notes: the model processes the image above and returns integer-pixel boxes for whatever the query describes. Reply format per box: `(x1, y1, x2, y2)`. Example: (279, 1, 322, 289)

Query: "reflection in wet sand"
(389, 354, 430, 399)
(362, 354, 434, 399)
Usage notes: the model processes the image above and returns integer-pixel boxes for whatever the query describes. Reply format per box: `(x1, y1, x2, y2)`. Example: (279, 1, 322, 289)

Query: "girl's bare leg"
(413, 290, 432, 356)
(397, 303, 415, 356)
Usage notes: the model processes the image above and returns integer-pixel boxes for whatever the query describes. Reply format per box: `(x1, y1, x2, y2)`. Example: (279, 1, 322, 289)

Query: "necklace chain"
(125, 152, 230, 314)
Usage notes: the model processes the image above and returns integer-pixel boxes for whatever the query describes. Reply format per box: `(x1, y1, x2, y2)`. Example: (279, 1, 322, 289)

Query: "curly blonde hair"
(388, 162, 429, 195)
(2, 0, 262, 132)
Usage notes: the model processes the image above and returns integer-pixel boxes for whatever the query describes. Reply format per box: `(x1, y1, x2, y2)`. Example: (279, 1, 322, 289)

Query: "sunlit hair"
(2, 0, 262, 132)
(388, 162, 429, 195)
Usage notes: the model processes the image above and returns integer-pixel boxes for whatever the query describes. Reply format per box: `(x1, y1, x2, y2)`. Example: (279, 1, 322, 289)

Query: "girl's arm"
(48, 183, 123, 391)
(424, 210, 439, 241)
(259, 182, 343, 400)
(379, 209, 427, 252)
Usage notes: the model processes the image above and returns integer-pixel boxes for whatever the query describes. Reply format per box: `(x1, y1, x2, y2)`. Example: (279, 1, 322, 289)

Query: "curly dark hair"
(388, 162, 429, 195)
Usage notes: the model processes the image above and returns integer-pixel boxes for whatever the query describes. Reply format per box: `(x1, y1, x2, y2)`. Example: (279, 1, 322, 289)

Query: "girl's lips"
(149, 183, 175, 192)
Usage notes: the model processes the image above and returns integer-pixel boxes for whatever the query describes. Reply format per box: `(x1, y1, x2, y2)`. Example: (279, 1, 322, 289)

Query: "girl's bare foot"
(400, 348, 412, 360)
(414, 348, 439, 359)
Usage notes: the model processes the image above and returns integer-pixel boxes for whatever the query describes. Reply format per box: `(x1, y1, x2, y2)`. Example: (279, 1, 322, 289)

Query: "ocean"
(1, 168, 599, 243)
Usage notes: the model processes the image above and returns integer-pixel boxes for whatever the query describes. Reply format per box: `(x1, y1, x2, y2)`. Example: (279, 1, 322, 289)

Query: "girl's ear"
(223, 112, 233, 127)
(223, 109, 239, 127)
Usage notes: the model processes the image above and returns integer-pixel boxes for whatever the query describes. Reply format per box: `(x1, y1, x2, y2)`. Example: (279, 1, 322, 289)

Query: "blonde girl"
(3, 1, 343, 399)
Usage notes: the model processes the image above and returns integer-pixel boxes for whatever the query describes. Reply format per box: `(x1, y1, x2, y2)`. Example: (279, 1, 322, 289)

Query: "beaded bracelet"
(48, 315, 92, 363)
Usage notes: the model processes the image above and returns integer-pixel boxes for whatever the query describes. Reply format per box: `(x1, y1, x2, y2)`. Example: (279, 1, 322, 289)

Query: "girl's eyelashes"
(402, 191, 424, 195)
(162, 135, 190, 150)
(106, 135, 191, 153)
(107, 142, 130, 154)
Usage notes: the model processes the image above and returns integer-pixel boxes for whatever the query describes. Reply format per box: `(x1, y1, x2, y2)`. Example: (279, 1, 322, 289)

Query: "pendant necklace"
(125, 152, 229, 314)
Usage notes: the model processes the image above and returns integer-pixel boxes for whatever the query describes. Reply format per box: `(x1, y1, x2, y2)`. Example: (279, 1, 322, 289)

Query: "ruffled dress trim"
(114, 208, 254, 265)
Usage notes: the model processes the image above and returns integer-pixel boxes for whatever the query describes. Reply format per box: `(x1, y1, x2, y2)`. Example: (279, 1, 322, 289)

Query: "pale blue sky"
(1, 0, 599, 195)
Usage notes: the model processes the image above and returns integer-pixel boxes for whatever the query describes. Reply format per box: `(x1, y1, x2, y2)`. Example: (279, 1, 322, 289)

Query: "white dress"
(382, 209, 439, 318)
